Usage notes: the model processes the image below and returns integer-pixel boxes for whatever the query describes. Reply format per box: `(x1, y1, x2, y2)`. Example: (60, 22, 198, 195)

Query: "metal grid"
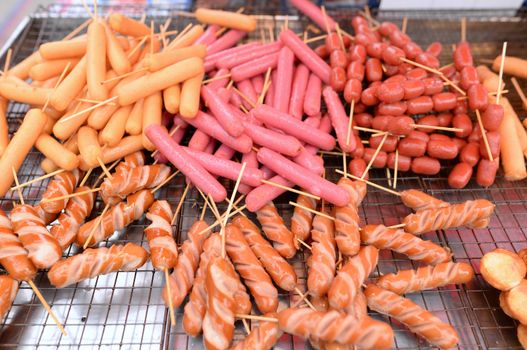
(0, 2, 526, 349)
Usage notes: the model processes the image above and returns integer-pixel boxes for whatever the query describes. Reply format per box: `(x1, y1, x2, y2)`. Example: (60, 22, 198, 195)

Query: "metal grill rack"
(1, 2, 527, 349)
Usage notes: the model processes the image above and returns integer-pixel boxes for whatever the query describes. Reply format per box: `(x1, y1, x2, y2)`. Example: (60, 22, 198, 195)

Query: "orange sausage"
(105, 24, 132, 75)
(7, 51, 42, 79)
(0, 97, 8, 157)
(125, 99, 143, 135)
(29, 58, 79, 81)
(167, 25, 204, 51)
(99, 105, 132, 147)
(40, 133, 79, 173)
(142, 91, 162, 150)
(256, 202, 296, 258)
(53, 98, 91, 141)
(39, 40, 86, 60)
(335, 177, 367, 256)
(163, 85, 180, 114)
(291, 193, 317, 245)
(78, 135, 143, 171)
(0, 82, 52, 106)
(87, 103, 119, 130)
(143, 45, 207, 72)
(195, 9, 257, 32)
(0, 109, 47, 196)
(179, 72, 204, 118)
(87, 20, 108, 101)
(308, 213, 337, 297)
(35, 133, 79, 170)
(108, 14, 150, 37)
(492, 55, 527, 79)
(0, 275, 18, 323)
(78, 126, 102, 168)
(50, 56, 87, 111)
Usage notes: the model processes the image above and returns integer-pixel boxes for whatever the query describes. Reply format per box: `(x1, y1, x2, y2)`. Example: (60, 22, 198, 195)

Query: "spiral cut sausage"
(376, 262, 475, 294)
(145, 200, 177, 270)
(365, 284, 459, 349)
(76, 189, 154, 247)
(307, 213, 336, 297)
(403, 199, 495, 234)
(11, 204, 62, 269)
(400, 189, 448, 212)
(163, 220, 211, 308)
(0, 275, 18, 323)
(360, 224, 451, 265)
(50, 185, 95, 250)
(231, 312, 282, 350)
(203, 257, 238, 350)
(290, 193, 318, 245)
(277, 308, 394, 349)
(0, 209, 36, 281)
(113, 151, 146, 175)
(256, 202, 296, 258)
(335, 177, 367, 256)
(39, 169, 81, 215)
(100, 164, 170, 204)
(328, 245, 378, 309)
(225, 223, 278, 313)
(47, 243, 149, 288)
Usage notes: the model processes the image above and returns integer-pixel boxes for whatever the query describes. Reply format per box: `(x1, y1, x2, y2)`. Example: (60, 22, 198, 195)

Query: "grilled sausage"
(335, 177, 367, 256)
(256, 202, 296, 258)
(0, 275, 18, 323)
(145, 200, 178, 270)
(290, 193, 318, 245)
(308, 213, 336, 297)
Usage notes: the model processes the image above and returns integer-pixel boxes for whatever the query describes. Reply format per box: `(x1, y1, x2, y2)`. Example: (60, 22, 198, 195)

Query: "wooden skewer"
(476, 109, 493, 161)
(439, 62, 454, 71)
(171, 184, 190, 225)
(387, 223, 406, 229)
(342, 150, 347, 179)
(320, 6, 331, 34)
(306, 24, 321, 34)
(346, 100, 355, 148)
(393, 149, 399, 190)
(165, 268, 176, 326)
(225, 197, 246, 217)
(303, 34, 327, 44)
(101, 67, 148, 84)
(289, 201, 335, 221)
(242, 318, 251, 334)
(11, 167, 24, 205)
(10, 169, 65, 191)
(336, 170, 401, 196)
(236, 314, 278, 322)
(353, 125, 383, 134)
(268, 24, 275, 43)
(196, 205, 247, 237)
(79, 168, 93, 187)
(258, 69, 273, 105)
(399, 57, 442, 75)
(221, 163, 247, 258)
(232, 87, 257, 108)
(297, 238, 312, 250)
(59, 96, 119, 123)
(461, 17, 467, 42)
(76, 98, 117, 106)
(410, 124, 463, 133)
(335, 24, 345, 51)
(127, 36, 148, 59)
(440, 74, 466, 96)
(27, 279, 67, 336)
(496, 42, 508, 105)
(83, 202, 110, 250)
(202, 73, 232, 85)
(94, 158, 120, 187)
(401, 16, 408, 34)
(386, 167, 392, 187)
(207, 193, 223, 223)
(200, 198, 208, 221)
(97, 157, 113, 180)
(361, 132, 388, 179)
(340, 29, 355, 40)
(261, 179, 320, 200)
(81, 0, 95, 20)
(40, 187, 101, 204)
(294, 287, 316, 311)
(151, 171, 180, 194)
(457, 89, 508, 101)
(43, 61, 72, 111)
(3, 49, 12, 75)
(511, 77, 527, 109)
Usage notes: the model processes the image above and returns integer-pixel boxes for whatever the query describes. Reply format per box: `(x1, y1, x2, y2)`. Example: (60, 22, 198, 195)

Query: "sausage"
(402, 199, 495, 234)
(365, 42, 386, 59)
(76, 190, 154, 247)
(11, 204, 62, 269)
(406, 68, 427, 81)
(365, 58, 383, 82)
(403, 42, 423, 59)
(407, 96, 434, 115)
(436, 112, 453, 127)
(402, 79, 425, 99)
(348, 158, 368, 179)
(376, 82, 404, 103)
(382, 45, 405, 66)
(335, 177, 367, 257)
(86, 20, 108, 101)
(384, 74, 406, 84)
(289, 64, 309, 119)
(448, 162, 473, 189)
(163, 220, 211, 308)
(363, 148, 388, 168)
(328, 66, 345, 92)
(480, 131, 500, 160)
(460, 142, 481, 167)
(377, 101, 407, 115)
(432, 92, 457, 112)
(233, 215, 296, 291)
(349, 44, 367, 63)
(467, 84, 489, 111)
(304, 73, 322, 116)
(451, 113, 473, 138)
(361, 224, 451, 264)
(231, 312, 282, 350)
(353, 113, 372, 128)
(379, 21, 398, 36)
(407, 130, 430, 143)
(370, 134, 398, 152)
(387, 152, 411, 171)
(423, 77, 444, 96)
(290, 193, 317, 245)
(39, 170, 80, 215)
(476, 158, 498, 187)
(415, 52, 440, 69)
(346, 61, 364, 81)
(398, 138, 427, 157)
(426, 42, 442, 57)
(361, 85, 380, 106)
(411, 156, 440, 175)
(376, 262, 474, 294)
(365, 284, 459, 349)
(453, 41, 473, 70)
(399, 189, 447, 212)
(290, 0, 337, 31)
(202, 257, 237, 350)
(323, 87, 356, 152)
(0, 209, 37, 281)
(328, 246, 378, 309)
(0, 275, 17, 323)
(427, 138, 459, 159)
(201, 85, 245, 137)
(256, 202, 296, 259)
(225, 223, 278, 313)
(482, 103, 504, 131)
(245, 175, 292, 212)
(77, 135, 143, 171)
(145, 200, 178, 271)
(460, 66, 479, 91)
(272, 47, 296, 112)
(480, 248, 526, 291)
(330, 50, 348, 69)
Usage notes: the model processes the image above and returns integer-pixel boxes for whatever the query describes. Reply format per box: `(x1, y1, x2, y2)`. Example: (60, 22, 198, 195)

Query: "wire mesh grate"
(0, 2, 527, 349)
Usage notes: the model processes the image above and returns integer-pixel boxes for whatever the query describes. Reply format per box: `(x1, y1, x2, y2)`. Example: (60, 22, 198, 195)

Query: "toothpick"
(171, 184, 190, 225)
(346, 100, 355, 148)
(202, 73, 232, 85)
(401, 16, 408, 34)
(476, 109, 494, 162)
(496, 42, 507, 105)
(440, 74, 466, 96)
(59, 96, 119, 123)
(221, 163, 247, 258)
(393, 149, 399, 190)
(81, 0, 95, 20)
(94, 158, 120, 187)
(386, 167, 392, 187)
(10, 169, 65, 191)
(97, 157, 113, 180)
(93, 0, 98, 20)
(335, 24, 345, 51)
(3, 49, 12, 75)
(43, 61, 72, 111)
(461, 17, 467, 42)
(150, 21, 154, 55)
(196, 204, 247, 237)
(40, 187, 101, 204)
(207, 193, 223, 222)
(336, 170, 401, 196)
(294, 287, 316, 310)
(361, 133, 388, 179)
(76, 98, 117, 106)
(306, 24, 321, 34)
(127, 36, 148, 59)
(225, 196, 246, 217)
(165, 268, 176, 326)
(27, 280, 67, 336)
(236, 314, 278, 323)
(353, 125, 383, 134)
(289, 201, 335, 221)
(410, 124, 463, 133)
(297, 238, 312, 250)
(242, 319, 251, 334)
(232, 87, 256, 108)
(83, 202, 110, 249)
(151, 171, 180, 194)
(400, 57, 442, 76)
(457, 90, 509, 101)
(511, 77, 527, 110)
(268, 24, 275, 42)
(387, 223, 406, 229)
(261, 179, 320, 200)
(342, 151, 347, 179)
(200, 198, 208, 221)
(101, 67, 148, 84)
(320, 6, 331, 34)
(79, 168, 93, 187)
(11, 167, 24, 205)
(258, 68, 272, 105)
(303, 34, 327, 44)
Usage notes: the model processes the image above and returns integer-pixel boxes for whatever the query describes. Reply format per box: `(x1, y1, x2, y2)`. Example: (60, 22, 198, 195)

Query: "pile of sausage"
(480, 248, 527, 349)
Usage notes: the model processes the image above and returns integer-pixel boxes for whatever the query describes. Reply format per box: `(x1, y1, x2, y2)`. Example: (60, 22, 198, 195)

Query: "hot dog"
(145, 200, 177, 271)
(323, 87, 356, 152)
(308, 212, 337, 297)
(231, 312, 282, 350)
(256, 202, 296, 259)
(335, 177, 366, 257)
(195, 8, 256, 32)
(291, 194, 317, 245)
(411, 156, 441, 175)
(0, 275, 18, 323)
(290, 0, 337, 31)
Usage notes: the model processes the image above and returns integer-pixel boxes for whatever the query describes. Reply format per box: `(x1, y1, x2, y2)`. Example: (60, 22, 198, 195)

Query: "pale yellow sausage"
(163, 84, 180, 114)
(78, 126, 102, 168)
(86, 20, 108, 101)
(50, 56, 87, 111)
(195, 9, 257, 32)
(35, 133, 79, 171)
(125, 99, 143, 135)
(99, 105, 132, 147)
(179, 72, 204, 118)
(105, 24, 132, 76)
(142, 91, 162, 151)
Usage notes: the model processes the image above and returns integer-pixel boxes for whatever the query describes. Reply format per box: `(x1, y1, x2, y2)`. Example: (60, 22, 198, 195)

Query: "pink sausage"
(243, 121, 303, 157)
(194, 25, 220, 46)
(289, 64, 309, 119)
(238, 150, 259, 194)
(237, 79, 258, 109)
(265, 70, 277, 106)
(289, 0, 337, 31)
(182, 112, 252, 153)
(201, 85, 244, 137)
(217, 42, 281, 69)
(154, 125, 187, 163)
(183, 147, 263, 187)
(376, 81, 404, 103)
(304, 73, 322, 116)
(252, 75, 264, 95)
(189, 129, 212, 152)
(402, 79, 425, 99)
(323, 86, 357, 152)
(203, 139, 216, 154)
(377, 101, 407, 115)
(246, 175, 293, 212)
(274, 47, 295, 113)
(257, 147, 350, 206)
(214, 144, 235, 160)
(204, 42, 260, 71)
(279, 29, 331, 84)
(208, 68, 230, 90)
(253, 104, 334, 150)
(207, 30, 247, 55)
(145, 125, 226, 201)
(231, 52, 279, 81)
